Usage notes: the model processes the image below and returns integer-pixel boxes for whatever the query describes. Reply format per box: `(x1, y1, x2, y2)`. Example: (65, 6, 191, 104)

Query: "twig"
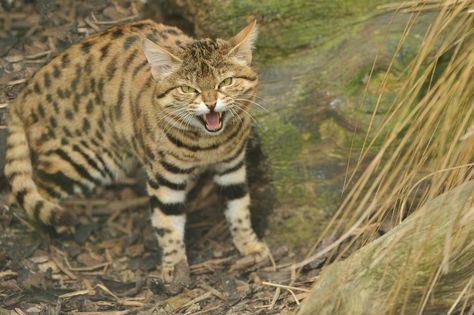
(268, 249, 277, 272)
(77, 27, 92, 35)
(0, 270, 17, 279)
(91, 13, 138, 25)
(68, 262, 110, 272)
(14, 308, 26, 315)
(295, 292, 309, 302)
(188, 303, 225, 315)
(63, 199, 108, 206)
(269, 287, 281, 310)
(108, 222, 130, 234)
(96, 284, 144, 307)
(229, 251, 272, 272)
(0, 13, 27, 19)
(24, 59, 49, 64)
(176, 291, 213, 311)
(84, 16, 101, 32)
(11, 211, 36, 231)
(23, 24, 40, 39)
(261, 281, 310, 293)
(96, 283, 120, 300)
(262, 261, 293, 272)
(199, 284, 226, 300)
(59, 289, 94, 299)
(52, 247, 107, 273)
(5, 50, 54, 63)
(287, 288, 301, 305)
(74, 312, 129, 315)
(106, 197, 149, 223)
(51, 256, 77, 280)
(7, 79, 27, 86)
(190, 256, 234, 271)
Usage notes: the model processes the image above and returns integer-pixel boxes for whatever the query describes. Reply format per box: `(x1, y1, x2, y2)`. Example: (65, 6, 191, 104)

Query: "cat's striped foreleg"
(146, 165, 191, 284)
(214, 157, 269, 260)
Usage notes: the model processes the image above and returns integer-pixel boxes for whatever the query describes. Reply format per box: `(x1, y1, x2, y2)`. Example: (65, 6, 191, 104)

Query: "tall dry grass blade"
(298, 0, 474, 313)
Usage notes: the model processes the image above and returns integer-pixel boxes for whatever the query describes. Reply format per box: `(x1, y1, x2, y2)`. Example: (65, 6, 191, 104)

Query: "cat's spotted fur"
(4, 19, 267, 284)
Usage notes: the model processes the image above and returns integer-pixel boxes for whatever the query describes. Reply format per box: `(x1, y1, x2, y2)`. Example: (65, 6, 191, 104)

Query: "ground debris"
(0, 179, 315, 313)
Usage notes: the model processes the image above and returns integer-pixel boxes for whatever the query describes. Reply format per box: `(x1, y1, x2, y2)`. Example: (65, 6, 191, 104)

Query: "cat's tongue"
(204, 112, 221, 130)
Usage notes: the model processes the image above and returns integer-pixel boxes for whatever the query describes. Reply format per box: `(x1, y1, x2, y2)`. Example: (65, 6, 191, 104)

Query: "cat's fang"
(204, 112, 222, 130)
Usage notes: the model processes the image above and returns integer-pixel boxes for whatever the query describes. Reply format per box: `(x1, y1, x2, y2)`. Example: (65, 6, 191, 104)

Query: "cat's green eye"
(180, 85, 197, 93)
(219, 77, 233, 88)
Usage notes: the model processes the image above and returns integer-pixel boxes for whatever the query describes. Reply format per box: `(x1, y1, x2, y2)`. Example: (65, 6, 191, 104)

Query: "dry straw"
(298, 0, 474, 314)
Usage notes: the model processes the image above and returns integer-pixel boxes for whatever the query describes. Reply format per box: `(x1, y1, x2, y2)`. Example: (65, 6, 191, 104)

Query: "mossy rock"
(169, 0, 434, 250)
(299, 180, 474, 315)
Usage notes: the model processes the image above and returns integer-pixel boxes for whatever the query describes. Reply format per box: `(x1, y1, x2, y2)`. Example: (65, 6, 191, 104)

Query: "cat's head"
(143, 21, 258, 135)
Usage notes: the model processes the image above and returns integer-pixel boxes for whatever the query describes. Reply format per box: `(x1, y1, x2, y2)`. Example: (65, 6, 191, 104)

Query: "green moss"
(258, 112, 303, 167)
(257, 112, 307, 200)
(257, 111, 353, 248)
(196, 0, 394, 60)
(267, 205, 328, 249)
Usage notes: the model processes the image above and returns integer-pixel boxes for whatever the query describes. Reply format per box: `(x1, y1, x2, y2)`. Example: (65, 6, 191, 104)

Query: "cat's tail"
(4, 109, 74, 227)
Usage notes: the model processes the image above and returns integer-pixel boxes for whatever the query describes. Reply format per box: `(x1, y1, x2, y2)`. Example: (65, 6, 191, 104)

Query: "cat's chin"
(202, 123, 225, 135)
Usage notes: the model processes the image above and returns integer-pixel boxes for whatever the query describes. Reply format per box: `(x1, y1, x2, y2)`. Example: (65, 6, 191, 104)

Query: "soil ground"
(0, 1, 318, 313)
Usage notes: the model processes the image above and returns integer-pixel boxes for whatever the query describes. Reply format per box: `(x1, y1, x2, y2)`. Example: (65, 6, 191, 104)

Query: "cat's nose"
(205, 100, 217, 111)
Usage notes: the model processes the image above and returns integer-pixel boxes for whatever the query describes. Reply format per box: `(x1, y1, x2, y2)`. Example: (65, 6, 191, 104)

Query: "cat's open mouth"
(201, 112, 224, 132)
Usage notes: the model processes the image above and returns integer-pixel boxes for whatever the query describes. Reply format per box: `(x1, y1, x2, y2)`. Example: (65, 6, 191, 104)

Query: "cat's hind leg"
(31, 143, 112, 227)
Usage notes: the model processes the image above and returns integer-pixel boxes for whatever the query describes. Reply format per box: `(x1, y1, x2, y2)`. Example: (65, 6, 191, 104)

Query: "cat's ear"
(228, 20, 258, 66)
(143, 39, 182, 80)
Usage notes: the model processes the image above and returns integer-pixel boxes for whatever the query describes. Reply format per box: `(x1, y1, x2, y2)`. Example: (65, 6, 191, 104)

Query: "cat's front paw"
(236, 240, 270, 263)
(162, 259, 191, 293)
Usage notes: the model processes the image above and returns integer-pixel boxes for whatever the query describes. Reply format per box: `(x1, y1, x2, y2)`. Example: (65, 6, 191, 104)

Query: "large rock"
(298, 180, 474, 315)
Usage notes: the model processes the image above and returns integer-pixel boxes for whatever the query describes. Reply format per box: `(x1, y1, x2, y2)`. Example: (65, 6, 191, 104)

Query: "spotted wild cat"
(4, 19, 268, 285)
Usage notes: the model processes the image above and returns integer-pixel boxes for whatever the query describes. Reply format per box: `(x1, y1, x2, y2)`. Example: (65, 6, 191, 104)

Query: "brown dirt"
(0, 1, 319, 313)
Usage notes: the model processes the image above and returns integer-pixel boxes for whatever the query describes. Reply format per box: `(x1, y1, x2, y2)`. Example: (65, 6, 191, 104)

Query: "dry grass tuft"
(298, 0, 474, 313)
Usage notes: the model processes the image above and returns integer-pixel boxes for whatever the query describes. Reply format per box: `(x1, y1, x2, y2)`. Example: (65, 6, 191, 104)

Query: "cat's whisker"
(242, 94, 266, 104)
(237, 108, 259, 125)
(227, 108, 237, 120)
(157, 107, 190, 128)
(228, 106, 243, 124)
(178, 112, 195, 131)
(166, 113, 188, 133)
(156, 107, 187, 124)
(234, 99, 265, 114)
(159, 108, 187, 134)
(241, 100, 269, 112)
(183, 113, 194, 130)
(232, 98, 269, 113)
(226, 106, 241, 125)
(232, 103, 259, 125)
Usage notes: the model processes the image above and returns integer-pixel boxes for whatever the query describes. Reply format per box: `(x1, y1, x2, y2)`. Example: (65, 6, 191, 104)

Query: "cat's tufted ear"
(143, 39, 182, 80)
(228, 20, 258, 66)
